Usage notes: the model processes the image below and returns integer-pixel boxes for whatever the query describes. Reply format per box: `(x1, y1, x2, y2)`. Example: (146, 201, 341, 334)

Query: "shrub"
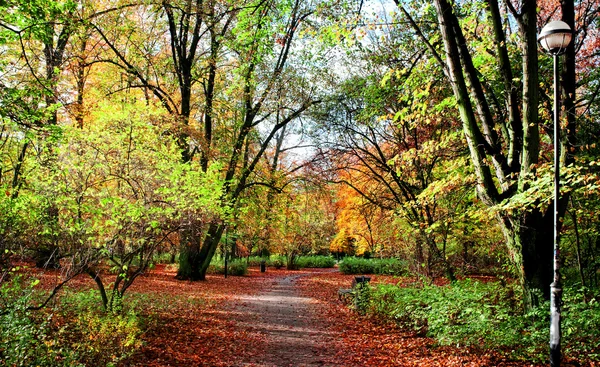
(207, 263, 224, 274)
(352, 282, 372, 315)
(370, 280, 525, 346)
(246, 255, 286, 269)
(228, 260, 249, 276)
(366, 280, 600, 363)
(269, 256, 285, 269)
(560, 288, 600, 361)
(207, 259, 248, 276)
(295, 256, 335, 268)
(339, 257, 409, 276)
(1, 279, 142, 367)
(339, 257, 375, 274)
(0, 278, 77, 367)
(374, 258, 409, 276)
(246, 256, 264, 267)
(152, 252, 177, 264)
(56, 289, 143, 366)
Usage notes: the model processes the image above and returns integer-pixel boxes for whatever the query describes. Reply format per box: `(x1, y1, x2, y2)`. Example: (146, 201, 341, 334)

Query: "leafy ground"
(296, 271, 543, 367)
(30, 265, 572, 366)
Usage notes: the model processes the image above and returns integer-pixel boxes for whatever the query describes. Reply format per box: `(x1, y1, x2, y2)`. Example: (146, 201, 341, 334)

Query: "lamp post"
(224, 226, 228, 279)
(538, 20, 573, 367)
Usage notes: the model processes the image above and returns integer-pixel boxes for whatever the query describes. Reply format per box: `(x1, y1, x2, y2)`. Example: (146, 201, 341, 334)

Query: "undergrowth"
(366, 279, 600, 363)
(1, 278, 142, 367)
(295, 256, 335, 268)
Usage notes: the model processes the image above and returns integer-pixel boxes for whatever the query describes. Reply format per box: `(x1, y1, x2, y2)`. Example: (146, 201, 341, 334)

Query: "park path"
(116, 266, 542, 367)
(232, 270, 342, 367)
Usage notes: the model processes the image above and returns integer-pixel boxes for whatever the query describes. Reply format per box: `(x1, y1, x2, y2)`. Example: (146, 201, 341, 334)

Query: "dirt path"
(232, 271, 341, 367)
(116, 266, 545, 367)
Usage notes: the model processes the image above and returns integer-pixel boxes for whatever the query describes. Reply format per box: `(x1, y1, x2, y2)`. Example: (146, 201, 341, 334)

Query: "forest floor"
(103, 265, 548, 367)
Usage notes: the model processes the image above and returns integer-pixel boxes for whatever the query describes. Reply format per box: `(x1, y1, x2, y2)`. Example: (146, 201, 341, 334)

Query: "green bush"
(228, 259, 249, 276)
(339, 257, 375, 274)
(1, 279, 142, 367)
(561, 288, 600, 361)
(0, 278, 77, 367)
(373, 258, 409, 276)
(207, 259, 248, 276)
(246, 256, 264, 267)
(152, 252, 177, 264)
(269, 256, 285, 269)
(295, 256, 335, 268)
(56, 289, 143, 366)
(370, 281, 526, 346)
(247, 255, 334, 269)
(339, 257, 408, 275)
(353, 282, 372, 315)
(366, 280, 600, 363)
(246, 255, 286, 269)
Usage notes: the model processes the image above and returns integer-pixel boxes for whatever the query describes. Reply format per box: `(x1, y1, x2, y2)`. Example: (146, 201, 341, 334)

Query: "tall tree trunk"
(35, 21, 71, 269)
(430, 0, 554, 307)
(499, 209, 554, 308)
(195, 222, 225, 280)
(177, 219, 203, 280)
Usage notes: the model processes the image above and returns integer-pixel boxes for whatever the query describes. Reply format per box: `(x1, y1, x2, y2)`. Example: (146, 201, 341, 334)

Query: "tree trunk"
(196, 222, 226, 280)
(177, 220, 203, 280)
(177, 222, 225, 281)
(499, 209, 554, 308)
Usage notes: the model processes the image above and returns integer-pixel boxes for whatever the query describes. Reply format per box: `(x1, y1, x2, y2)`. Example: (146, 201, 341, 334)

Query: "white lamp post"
(538, 20, 573, 367)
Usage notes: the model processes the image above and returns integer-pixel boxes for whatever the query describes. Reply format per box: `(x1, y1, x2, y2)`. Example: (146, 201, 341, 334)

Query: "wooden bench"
(338, 276, 371, 304)
(338, 288, 354, 303)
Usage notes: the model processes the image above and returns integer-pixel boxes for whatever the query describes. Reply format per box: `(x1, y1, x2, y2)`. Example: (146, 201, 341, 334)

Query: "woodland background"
(1, 0, 599, 365)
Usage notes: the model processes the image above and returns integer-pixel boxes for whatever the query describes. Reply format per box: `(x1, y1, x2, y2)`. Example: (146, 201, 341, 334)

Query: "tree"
(397, 0, 599, 305)
(180, 0, 340, 279)
(311, 28, 471, 280)
(87, 0, 334, 280)
(0, 0, 86, 269)
(21, 101, 223, 311)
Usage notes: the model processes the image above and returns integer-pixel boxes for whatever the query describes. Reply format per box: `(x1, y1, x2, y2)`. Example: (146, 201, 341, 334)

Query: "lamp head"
(538, 20, 573, 55)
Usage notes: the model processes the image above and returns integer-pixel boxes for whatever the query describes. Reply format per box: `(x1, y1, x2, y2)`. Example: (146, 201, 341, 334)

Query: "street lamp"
(538, 20, 573, 367)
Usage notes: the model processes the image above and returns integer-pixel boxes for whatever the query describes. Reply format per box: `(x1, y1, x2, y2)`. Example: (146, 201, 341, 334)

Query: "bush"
(207, 259, 248, 276)
(0, 278, 77, 367)
(228, 260, 249, 276)
(246, 255, 286, 269)
(352, 282, 372, 315)
(373, 258, 409, 276)
(56, 289, 143, 366)
(339, 257, 375, 274)
(295, 256, 335, 268)
(1, 279, 142, 367)
(561, 288, 600, 361)
(339, 257, 408, 275)
(366, 280, 600, 363)
(269, 256, 285, 269)
(370, 280, 526, 346)
(247, 255, 334, 269)
(246, 256, 264, 267)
